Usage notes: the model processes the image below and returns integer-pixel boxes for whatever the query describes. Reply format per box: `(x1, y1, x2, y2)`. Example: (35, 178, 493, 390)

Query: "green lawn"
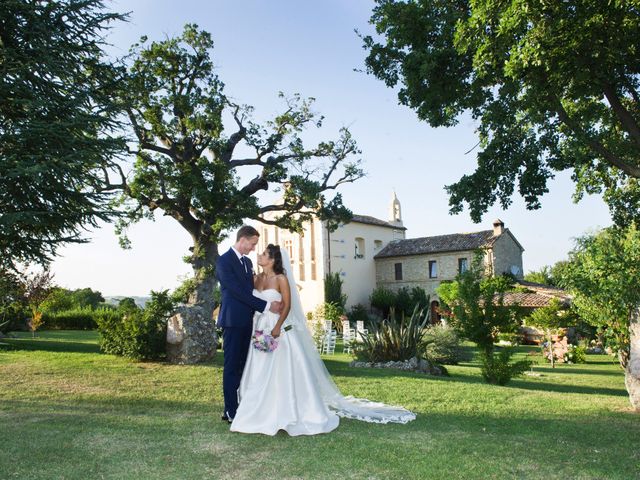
(0, 331, 638, 480)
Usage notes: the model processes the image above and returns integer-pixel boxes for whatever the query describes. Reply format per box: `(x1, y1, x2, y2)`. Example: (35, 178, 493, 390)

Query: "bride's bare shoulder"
(276, 273, 290, 288)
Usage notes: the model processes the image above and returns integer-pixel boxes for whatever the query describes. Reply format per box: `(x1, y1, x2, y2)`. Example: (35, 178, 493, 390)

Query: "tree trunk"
(166, 238, 219, 364)
(625, 308, 640, 412)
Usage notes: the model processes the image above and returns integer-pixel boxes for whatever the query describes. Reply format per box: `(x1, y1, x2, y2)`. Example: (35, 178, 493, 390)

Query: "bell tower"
(389, 191, 403, 227)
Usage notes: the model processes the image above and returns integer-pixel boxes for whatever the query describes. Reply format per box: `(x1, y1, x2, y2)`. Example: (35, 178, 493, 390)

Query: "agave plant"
(353, 305, 431, 362)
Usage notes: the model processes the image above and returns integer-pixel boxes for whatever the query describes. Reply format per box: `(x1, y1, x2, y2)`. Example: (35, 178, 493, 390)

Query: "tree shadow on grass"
(323, 358, 629, 397)
(1, 337, 101, 354)
(505, 378, 628, 397)
(532, 366, 623, 376)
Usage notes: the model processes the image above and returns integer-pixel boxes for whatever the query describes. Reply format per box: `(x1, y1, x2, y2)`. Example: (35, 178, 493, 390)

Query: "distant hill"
(104, 296, 150, 308)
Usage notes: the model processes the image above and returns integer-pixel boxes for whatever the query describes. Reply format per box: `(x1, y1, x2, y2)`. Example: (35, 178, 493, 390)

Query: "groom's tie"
(240, 256, 248, 273)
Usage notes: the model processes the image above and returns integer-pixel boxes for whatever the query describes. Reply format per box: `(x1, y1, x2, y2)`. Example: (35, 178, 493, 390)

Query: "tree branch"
(228, 158, 267, 168)
(550, 93, 640, 178)
(239, 175, 269, 195)
(140, 141, 176, 158)
(220, 103, 247, 163)
(623, 77, 640, 105)
(602, 82, 640, 147)
(137, 152, 169, 200)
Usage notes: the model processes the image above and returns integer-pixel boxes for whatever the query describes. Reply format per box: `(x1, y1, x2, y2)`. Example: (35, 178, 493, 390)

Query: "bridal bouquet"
(252, 330, 279, 352)
(252, 326, 293, 353)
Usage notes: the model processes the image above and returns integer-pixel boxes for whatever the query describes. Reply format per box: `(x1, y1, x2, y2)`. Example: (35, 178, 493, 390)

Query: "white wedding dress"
(230, 288, 340, 436)
(230, 250, 416, 436)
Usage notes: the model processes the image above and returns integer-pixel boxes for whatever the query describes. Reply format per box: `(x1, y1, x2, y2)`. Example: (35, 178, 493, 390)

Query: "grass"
(0, 331, 638, 480)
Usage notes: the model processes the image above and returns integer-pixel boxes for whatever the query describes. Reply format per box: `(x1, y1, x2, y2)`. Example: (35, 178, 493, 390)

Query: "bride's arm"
(271, 275, 291, 338)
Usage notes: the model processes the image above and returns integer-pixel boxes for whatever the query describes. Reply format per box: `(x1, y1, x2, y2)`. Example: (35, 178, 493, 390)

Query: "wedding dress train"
(230, 250, 416, 436)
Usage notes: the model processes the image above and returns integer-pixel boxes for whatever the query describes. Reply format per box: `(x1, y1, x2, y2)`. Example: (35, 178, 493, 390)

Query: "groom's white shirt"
(231, 246, 270, 314)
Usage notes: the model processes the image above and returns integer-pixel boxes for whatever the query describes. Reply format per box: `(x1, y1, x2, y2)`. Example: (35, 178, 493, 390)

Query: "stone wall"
(491, 231, 524, 278)
(375, 250, 476, 298)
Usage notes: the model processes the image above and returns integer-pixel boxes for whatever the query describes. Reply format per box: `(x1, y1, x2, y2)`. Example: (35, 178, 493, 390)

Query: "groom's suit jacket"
(216, 248, 267, 329)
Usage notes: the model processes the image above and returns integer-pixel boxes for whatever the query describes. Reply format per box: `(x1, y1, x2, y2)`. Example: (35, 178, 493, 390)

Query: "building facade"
(374, 219, 524, 319)
(256, 194, 406, 313)
(255, 195, 524, 316)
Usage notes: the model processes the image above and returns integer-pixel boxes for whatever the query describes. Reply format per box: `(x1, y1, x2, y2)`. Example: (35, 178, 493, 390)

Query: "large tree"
(114, 25, 364, 363)
(560, 226, 640, 411)
(0, 0, 126, 270)
(362, 0, 640, 225)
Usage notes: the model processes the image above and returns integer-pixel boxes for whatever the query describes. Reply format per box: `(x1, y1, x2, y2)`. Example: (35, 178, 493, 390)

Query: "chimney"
(492, 219, 504, 236)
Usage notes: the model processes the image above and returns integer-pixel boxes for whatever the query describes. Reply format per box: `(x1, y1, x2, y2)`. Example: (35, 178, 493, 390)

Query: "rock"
(348, 356, 445, 376)
(166, 305, 217, 364)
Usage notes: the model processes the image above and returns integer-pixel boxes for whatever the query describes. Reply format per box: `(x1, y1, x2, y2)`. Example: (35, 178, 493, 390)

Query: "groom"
(216, 225, 281, 423)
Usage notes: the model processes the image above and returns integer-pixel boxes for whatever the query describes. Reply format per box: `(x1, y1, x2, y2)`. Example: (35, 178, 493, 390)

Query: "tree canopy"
(110, 25, 364, 361)
(362, 0, 640, 225)
(560, 225, 640, 410)
(0, 0, 126, 270)
(113, 26, 363, 296)
(115, 25, 363, 247)
(561, 226, 640, 367)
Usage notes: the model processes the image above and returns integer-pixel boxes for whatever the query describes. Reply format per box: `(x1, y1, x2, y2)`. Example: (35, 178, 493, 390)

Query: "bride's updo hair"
(266, 244, 285, 275)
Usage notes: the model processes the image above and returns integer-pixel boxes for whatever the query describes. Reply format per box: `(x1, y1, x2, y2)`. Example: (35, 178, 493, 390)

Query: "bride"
(230, 243, 416, 436)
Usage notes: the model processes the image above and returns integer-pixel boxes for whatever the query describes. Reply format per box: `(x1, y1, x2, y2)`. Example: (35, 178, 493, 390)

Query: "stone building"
(374, 219, 524, 320)
(255, 193, 525, 317)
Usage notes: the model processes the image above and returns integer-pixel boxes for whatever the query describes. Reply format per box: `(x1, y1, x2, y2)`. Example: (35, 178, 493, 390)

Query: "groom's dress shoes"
(221, 411, 234, 424)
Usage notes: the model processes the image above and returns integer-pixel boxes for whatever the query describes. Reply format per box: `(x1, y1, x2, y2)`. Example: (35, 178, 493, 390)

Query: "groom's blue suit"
(216, 248, 267, 419)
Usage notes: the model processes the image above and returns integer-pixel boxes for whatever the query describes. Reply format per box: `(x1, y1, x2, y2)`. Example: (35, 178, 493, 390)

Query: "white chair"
(322, 329, 337, 355)
(323, 319, 333, 332)
(342, 319, 355, 354)
(356, 320, 368, 343)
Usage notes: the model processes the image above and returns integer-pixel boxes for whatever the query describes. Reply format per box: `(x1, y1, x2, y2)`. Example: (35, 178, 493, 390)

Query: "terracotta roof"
(349, 214, 407, 230)
(501, 282, 572, 308)
(374, 230, 499, 258)
(516, 280, 565, 295)
(501, 292, 565, 308)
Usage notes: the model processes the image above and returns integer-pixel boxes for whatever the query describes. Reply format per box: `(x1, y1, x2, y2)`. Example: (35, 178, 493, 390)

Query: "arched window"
(354, 237, 365, 259)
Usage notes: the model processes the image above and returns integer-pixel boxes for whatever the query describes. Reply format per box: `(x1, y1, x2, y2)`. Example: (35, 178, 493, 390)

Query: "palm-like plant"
(353, 305, 431, 362)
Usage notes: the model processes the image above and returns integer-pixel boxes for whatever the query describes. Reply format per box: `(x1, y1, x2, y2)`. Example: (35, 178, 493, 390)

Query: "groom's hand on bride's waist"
(269, 301, 282, 314)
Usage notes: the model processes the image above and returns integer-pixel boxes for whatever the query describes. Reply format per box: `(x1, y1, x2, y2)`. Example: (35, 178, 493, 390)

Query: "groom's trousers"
(222, 325, 253, 418)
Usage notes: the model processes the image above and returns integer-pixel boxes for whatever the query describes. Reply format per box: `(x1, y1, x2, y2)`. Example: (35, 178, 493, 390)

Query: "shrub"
(480, 348, 532, 385)
(324, 272, 347, 311)
(370, 287, 396, 317)
(497, 332, 523, 346)
(97, 290, 174, 360)
(422, 324, 464, 364)
(347, 303, 368, 321)
(395, 287, 412, 316)
(564, 344, 587, 364)
(352, 306, 430, 362)
(313, 302, 344, 332)
(43, 307, 100, 330)
(410, 286, 429, 311)
(369, 286, 430, 318)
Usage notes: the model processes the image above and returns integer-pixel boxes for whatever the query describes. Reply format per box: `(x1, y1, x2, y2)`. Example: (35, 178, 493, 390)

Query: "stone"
(166, 305, 217, 364)
(348, 356, 445, 376)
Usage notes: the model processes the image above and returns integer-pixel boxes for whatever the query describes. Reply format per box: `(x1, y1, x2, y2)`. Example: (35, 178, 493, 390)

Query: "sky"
(50, 0, 612, 296)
